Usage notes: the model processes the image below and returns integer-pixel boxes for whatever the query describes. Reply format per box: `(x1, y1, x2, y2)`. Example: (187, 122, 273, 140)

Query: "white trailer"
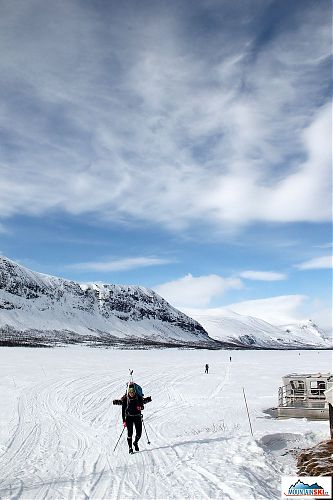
(276, 372, 332, 420)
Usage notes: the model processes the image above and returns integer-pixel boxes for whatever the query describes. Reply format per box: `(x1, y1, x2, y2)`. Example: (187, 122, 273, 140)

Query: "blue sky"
(0, 0, 332, 329)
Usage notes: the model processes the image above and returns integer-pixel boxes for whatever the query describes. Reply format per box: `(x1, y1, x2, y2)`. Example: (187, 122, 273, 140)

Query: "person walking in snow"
(205, 363, 209, 374)
(121, 383, 144, 454)
(113, 381, 152, 454)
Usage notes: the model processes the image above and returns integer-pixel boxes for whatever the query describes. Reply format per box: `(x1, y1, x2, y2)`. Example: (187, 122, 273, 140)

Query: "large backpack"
(129, 382, 144, 398)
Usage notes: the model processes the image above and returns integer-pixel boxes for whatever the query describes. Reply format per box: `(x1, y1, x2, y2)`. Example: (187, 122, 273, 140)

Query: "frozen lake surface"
(0, 347, 331, 499)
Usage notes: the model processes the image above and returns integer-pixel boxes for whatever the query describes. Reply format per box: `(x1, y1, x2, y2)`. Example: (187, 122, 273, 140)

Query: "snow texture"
(0, 347, 331, 499)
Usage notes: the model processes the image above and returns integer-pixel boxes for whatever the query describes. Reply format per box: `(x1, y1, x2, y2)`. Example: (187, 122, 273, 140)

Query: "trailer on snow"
(271, 372, 332, 420)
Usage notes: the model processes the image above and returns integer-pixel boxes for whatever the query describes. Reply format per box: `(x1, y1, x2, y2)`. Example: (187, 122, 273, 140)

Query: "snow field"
(0, 347, 331, 499)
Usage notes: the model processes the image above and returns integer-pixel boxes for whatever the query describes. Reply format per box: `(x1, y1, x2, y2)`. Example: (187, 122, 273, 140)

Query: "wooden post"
(242, 387, 254, 437)
(329, 403, 333, 440)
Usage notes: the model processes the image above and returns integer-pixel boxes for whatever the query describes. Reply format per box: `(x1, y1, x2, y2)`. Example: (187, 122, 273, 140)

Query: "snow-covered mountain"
(1, 257, 330, 349)
(182, 308, 331, 349)
(0, 257, 214, 347)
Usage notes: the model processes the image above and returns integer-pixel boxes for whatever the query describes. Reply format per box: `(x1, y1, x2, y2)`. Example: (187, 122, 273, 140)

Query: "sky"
(0, 0, 332, 330)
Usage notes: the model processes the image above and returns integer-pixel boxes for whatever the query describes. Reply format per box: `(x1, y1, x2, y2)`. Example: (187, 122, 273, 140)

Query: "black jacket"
(121, 393, 144, 421)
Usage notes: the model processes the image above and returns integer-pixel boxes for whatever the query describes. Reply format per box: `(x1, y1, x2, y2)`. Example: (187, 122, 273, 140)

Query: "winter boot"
(133, 440, 139, 452)
(127, 437, 133, 454)
(129, 447, 134, 454)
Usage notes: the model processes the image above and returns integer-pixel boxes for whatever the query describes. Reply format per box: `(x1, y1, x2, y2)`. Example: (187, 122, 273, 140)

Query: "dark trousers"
(126, 415, 142, 448)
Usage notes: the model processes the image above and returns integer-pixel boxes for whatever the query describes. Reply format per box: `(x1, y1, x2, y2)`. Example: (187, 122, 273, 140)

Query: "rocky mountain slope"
(1, 257, 330, 349)
(0, 257, 215, 347)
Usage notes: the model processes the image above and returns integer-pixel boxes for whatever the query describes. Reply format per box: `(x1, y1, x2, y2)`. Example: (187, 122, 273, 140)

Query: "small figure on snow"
(205, 363, 209, 374)
(229, 356, 232, 362)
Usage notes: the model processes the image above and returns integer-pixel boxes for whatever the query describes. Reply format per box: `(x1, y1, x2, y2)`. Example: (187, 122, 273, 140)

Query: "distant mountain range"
(182, 307, 331, 349)
(0, 257, 330, 349)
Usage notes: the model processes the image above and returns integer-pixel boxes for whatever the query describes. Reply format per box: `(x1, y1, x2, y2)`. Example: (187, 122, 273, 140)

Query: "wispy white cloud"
(313, 243, 333, 249)
(69, 256, 173, 272)
(295, 255, 333, 270)
(309, 300, 333, 333)
(239, 270, 287, 281)
(154, 273, 243, 308)
(182, 294, 332, 332)
(262, 103, 332, 223)
(222, 295, 308, 325)
(0, 1, 331, 235)
(183, 295, 308, 326)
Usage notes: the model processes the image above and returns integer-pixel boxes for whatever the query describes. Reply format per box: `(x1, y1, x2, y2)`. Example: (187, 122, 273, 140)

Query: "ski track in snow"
(0, 348, 330, 500)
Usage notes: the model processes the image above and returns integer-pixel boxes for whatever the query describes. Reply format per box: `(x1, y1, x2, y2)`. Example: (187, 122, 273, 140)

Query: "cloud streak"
(239, 271, 287, 281)
(68, 256, 173, 272)
(295, 255, 333, 270)
(0, 0, 331, 236)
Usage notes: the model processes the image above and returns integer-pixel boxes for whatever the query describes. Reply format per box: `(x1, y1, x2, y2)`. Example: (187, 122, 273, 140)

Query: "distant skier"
(205, 363, 209, 374)
(229, 356, 232, 362)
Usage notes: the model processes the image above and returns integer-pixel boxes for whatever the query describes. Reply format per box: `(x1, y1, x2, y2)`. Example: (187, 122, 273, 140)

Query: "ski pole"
(142, 416, 151, 445)
(113, 426, 126, 452)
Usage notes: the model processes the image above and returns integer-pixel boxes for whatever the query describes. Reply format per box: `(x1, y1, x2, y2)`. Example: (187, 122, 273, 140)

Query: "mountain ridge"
(182, 307, 331, 349)
(0, 257, 330, 349)
(0, 257, 216, 348)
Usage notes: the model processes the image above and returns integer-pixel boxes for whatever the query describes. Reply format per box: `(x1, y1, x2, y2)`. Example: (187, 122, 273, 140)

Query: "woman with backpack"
(121, 383, 144, 454)
(113, 380, 152, 454)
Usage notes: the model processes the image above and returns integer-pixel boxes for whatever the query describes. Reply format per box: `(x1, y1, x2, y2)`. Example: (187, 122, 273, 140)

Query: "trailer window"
(290, 380, 304, 393)
(310, 380, 326, 395)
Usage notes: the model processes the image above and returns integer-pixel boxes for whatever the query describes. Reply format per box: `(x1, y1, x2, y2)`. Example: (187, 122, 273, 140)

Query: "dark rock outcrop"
(0, 256, 213, 347)
(297, 439, 333, 476)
